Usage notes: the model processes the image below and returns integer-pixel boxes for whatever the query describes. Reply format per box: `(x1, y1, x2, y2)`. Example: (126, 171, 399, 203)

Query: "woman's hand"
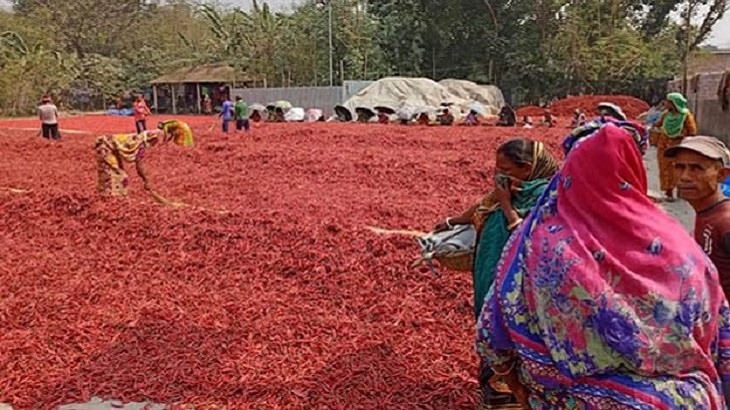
(434, 203, 480, 232)
(434, 216, 468, 232)
(496, 182, 524, 229)
(494, 180, 512, 208)
(433, 221, 450, 232)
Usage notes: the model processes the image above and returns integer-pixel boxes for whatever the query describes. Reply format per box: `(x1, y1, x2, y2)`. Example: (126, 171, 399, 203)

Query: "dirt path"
(0, 111, 107, 122)
(645, 146, 695, 231)
(0, 127, 94, 135)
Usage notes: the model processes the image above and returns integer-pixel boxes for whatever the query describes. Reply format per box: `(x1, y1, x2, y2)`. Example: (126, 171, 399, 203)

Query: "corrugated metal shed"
(230, 81, 373, 117)
(231, 86, 341, 117)
(343, 80, 373, 99)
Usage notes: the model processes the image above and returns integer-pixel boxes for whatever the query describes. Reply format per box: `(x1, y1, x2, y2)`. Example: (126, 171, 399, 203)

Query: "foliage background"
(0, 0, 727, 114)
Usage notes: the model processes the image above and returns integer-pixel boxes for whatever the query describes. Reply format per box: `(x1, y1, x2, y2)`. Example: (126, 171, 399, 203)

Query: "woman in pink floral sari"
(477, 119, 730, 409)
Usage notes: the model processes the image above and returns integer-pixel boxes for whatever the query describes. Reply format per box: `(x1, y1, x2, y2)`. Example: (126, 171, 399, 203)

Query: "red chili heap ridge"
(515, 106, 545, 118)
(549, 95, 650, 119)
(516, 95, 650, 120)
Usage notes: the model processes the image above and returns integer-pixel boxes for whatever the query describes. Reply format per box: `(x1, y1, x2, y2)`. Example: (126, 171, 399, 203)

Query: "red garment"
(134, 100, 150, 121)
(695, 199, 730, 296)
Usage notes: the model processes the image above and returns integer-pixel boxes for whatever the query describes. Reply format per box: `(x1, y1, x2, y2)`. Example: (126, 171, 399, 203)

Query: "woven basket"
(435, 249, 473, 272)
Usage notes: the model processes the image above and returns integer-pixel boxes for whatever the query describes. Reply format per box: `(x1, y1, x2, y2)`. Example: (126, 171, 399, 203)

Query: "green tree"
(0, 31, 76, 115)
(675, 0, 729, 91)
(11, 0, 151, 57)
(369, 0, 426, 76)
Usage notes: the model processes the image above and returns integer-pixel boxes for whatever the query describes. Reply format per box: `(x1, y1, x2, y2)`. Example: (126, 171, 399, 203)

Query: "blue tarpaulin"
(106, 108, 134, 116)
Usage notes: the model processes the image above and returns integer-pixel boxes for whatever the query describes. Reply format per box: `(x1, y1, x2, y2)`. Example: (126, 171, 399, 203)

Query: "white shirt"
(38, 104, 58, 125)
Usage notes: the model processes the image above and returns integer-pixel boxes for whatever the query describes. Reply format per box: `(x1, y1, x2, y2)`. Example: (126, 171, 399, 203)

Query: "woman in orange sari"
(655, 92, 697, 200)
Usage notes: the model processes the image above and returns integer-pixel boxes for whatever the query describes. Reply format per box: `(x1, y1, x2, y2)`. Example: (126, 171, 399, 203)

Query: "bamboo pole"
(171, 84, 177, 115)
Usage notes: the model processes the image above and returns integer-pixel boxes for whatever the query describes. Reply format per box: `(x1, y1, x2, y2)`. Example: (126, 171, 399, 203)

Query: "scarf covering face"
(474, 141, 560, 225)
(662, 92, 690, 138)
(470, 140, 558, 319)
(477, 122, 730, 408)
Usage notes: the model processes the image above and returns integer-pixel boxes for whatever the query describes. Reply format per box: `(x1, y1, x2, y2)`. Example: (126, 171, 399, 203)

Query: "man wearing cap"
(667, 136, 730, 293)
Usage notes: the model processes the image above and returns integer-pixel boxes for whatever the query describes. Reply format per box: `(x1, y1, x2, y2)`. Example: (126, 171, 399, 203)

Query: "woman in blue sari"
(436, 138, 559, 406)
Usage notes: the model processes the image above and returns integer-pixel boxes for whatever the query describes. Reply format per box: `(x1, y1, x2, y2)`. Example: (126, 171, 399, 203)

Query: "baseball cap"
(664, 136, 730, 167)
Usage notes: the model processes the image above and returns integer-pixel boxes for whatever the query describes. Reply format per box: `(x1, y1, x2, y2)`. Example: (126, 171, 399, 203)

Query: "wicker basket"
(434, 249, 474, 272)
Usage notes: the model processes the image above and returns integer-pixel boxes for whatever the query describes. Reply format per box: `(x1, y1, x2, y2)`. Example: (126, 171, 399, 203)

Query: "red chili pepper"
(0, 121, 571, 409)
(518, 94, 649, 119)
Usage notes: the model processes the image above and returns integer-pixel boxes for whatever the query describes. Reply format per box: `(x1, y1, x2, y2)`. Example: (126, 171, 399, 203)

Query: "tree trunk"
(681, 4, 693, 95)
(340, 59, 345, 85)
(432, 47, 436, 79)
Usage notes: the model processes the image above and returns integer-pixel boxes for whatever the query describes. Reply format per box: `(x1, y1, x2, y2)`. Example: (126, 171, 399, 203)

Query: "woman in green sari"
(655, 92, 697, 200)
(435, 138, 559, 406)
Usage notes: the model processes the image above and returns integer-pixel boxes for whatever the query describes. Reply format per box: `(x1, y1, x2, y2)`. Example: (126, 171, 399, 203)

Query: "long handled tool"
(0, 186, 32, 194)
(366, 226, 426, 237)
(206, 117, 218, 133)
(366, 226, 436, 273)
(146, 188, 229, 214)
(8, 127, 91, 135)
(147, 188, 184, 208)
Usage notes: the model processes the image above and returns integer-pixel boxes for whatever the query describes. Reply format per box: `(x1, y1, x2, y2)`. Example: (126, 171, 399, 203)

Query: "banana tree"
(182, 4, 251, 85)
(236, 1, 286, 87)
(0, 31, 76, 114)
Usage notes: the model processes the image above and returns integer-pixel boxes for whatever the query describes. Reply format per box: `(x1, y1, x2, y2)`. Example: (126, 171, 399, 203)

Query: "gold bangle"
(507, 218, 523, 231)
(492, 360, 516, 376)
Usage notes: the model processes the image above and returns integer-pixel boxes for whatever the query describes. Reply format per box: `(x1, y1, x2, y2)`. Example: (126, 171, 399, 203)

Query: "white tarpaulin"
(340, 77, 504, 121)
(438, 79, 505, 115)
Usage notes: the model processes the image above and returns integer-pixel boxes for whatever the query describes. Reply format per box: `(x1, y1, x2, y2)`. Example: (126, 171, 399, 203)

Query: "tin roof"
(151, 64, 249, 84)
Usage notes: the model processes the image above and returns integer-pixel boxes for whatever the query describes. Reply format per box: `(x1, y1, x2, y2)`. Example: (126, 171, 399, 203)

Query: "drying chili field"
(0, 118, 567, 409)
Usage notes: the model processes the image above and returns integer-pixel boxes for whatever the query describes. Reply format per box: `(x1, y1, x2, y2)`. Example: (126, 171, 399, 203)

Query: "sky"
(1, 0, 729, 47)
